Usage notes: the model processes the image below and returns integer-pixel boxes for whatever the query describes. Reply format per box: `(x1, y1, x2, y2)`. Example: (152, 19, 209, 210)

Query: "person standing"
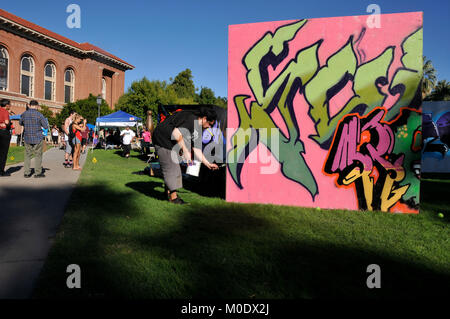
(19, 100, 49, 178)
(0, 99, 11, 177)
(98, 128, 105, 147)
(120, 126, 136, 158)
(152, 107, 219, 204)
(81, 124, 89, 154)
(71, 115, 85, 170)
(51, 125, 59, 146)
(63, 110, 75, 167)
(139, 126, 152, 155)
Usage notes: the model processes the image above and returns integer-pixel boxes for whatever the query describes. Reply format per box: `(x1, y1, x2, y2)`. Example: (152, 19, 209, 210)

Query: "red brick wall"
(0, 28, 126, 116)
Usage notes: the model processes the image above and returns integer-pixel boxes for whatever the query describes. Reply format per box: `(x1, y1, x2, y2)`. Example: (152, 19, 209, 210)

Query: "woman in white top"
(51, 125, 59, 146)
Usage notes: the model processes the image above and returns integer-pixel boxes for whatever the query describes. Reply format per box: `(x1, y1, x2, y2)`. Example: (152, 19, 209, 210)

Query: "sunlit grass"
(33, 149, 450, 299)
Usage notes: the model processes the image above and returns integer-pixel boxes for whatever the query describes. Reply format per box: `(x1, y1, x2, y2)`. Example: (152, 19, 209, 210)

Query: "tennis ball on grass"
(438, 213, 444, 218)
(92, 157, 98, 164)
(10, 156, 14, 161)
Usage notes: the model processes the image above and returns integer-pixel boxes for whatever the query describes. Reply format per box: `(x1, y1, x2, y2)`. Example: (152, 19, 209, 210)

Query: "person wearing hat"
(0, 99, 11, 176)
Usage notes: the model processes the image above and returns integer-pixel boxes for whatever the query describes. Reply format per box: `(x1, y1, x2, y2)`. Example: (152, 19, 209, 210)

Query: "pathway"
(0, 146, 87, 299)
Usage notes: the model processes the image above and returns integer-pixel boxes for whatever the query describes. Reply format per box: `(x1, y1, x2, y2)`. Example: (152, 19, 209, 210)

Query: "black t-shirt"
(153, 111, 201, 150)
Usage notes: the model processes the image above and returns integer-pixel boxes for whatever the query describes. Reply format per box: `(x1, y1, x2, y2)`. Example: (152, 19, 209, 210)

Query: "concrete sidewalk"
(0, 146, 87, 299)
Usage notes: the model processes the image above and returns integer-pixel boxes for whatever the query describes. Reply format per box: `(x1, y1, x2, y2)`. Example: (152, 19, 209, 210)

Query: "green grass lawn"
(6, 145, 25, 165)
(6, 144, 53, 165)
(33, 149, 450, 299)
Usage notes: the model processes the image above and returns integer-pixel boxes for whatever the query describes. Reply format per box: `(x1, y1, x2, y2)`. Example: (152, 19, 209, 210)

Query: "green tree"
(171, 69, 196, 99)
(214, 96, 228, 108)
(56, 94, 112, 128)
(426, 80, 450, 101)
(196, 86, 216, 104)
(195, 86, 227, 108)
(422, 56, 437, 99)
(39, 104, 57, 127)
(116, 77, 178, 125)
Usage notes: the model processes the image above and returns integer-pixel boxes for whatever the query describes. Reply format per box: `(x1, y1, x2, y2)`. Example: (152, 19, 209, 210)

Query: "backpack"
(68, 122, 75, 140)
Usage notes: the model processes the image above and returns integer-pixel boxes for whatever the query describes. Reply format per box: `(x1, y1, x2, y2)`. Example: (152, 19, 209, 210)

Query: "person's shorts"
(72, 137, 81, 145)
(155, 145, 183, 191)
(52, 136, 58, 143)
(81, 138, 87, 146)
(65, 138, 73, 154)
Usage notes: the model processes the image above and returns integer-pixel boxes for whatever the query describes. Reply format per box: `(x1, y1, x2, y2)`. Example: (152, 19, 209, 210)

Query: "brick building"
(0, 8, 134, 120)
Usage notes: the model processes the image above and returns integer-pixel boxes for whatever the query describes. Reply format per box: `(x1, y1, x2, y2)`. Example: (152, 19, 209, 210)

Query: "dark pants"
(0, 130, 11, 173)
(141, 141, 151, 154)
(122, 144, 131, 156)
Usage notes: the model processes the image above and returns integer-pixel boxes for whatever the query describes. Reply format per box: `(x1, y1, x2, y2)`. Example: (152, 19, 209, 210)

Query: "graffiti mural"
(227, 12, 423, 213)
(324, 107, 421, 211)
(422, 101, 450, 173)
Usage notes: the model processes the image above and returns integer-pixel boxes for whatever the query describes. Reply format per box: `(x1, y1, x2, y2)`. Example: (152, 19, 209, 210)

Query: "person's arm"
(41, 114, 49, 130)
(72, 123, 83, 131)
(63, 119, 69, 135)
(192, 147, 219, 170)
(2, 113, 10, 128)
(172, 127, 192, 163)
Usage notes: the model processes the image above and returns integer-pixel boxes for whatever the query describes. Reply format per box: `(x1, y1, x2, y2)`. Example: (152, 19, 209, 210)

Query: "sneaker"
(24, 173, 33, 178)
(34, 173, 46, 178)
(169, 197, 187, 205)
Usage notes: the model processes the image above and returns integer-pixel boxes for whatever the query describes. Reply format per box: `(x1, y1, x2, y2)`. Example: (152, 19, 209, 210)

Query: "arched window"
(101, 77, 106, 99)
(64, 68, 75, 103)
(0, 46, 8, 91)
(21, 55, 34, 97)
(44, 62, 56, 101)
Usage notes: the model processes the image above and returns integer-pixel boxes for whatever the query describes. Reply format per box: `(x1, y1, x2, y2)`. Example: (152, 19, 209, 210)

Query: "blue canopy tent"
(10, 114, 21, 120)
(93, 110, 142, 152)
(95, 110, 142, 127)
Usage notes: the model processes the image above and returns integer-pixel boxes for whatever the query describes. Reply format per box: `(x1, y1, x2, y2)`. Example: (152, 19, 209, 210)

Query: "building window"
(0, 46, 8, 91)
(44, 63, 56, 101)
(64, 68, 75, 103)
(102, 77, 106, 99)
(21, 55, 34, 97)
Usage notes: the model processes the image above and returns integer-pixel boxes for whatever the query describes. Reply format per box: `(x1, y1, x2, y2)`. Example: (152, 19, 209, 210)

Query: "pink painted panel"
(227, 12, 423, 213)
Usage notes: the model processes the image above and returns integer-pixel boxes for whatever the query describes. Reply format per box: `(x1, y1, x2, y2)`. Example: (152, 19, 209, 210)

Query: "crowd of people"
(96, 126, 153, 159)
(0, 100, 95, 176)
(2, 100, 221, 205)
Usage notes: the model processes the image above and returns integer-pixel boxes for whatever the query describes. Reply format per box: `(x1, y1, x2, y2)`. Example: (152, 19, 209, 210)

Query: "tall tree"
(196, 86, 216, 105)
(116, 77, 178, 125)
(39, 104, 57, 127)
(422, 56, 437, 99)
(56, 94, 112, 128)
(171, 69, 196, 100)
(426, 80, 450, 101)
(214, 96, 228, 109)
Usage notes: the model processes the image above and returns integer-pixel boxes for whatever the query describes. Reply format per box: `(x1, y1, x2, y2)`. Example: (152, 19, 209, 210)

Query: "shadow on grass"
(30, 182, 450, 299)
(125, 181, 167, 201)
(421, 179, 450, 223)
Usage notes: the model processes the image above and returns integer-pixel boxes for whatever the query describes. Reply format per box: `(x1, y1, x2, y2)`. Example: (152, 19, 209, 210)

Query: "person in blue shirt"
(19, 100, 49, 178)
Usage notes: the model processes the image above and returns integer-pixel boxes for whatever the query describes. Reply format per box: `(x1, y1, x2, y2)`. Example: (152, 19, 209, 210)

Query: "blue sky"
(2, 0, 449, 98)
